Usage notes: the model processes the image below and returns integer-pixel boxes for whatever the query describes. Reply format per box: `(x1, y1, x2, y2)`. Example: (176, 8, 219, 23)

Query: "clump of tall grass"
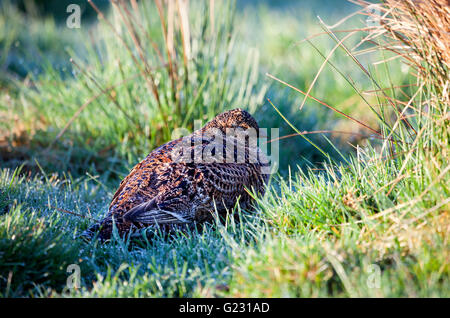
(357, 0, 449, 198)
(6, 0, 265, 178)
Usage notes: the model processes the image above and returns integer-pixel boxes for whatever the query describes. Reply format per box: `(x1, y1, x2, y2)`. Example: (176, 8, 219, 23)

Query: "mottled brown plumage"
(82, 108, 269, 241)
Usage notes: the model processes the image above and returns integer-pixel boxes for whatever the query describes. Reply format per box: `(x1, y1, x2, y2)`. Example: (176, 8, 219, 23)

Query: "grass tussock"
(1, 0, 265, 178)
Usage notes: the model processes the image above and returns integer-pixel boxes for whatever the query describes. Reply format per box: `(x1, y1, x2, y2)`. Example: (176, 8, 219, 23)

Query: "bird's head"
(202, 108, 260, 135)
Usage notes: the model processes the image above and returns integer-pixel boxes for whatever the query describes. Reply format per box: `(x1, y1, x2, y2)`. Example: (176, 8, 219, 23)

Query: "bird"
(81, 108, 269, 241)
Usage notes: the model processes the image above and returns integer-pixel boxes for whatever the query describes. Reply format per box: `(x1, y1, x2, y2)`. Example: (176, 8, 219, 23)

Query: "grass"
(1, 0, 268, 179)
(1, 146, 447, 297)
(0, 0, 383, 177)
(0, 167, 236, 297)
(0, 0, 449, 298)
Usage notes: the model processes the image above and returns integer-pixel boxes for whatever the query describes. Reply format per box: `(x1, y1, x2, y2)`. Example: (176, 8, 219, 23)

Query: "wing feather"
(123, 198, 192, 224)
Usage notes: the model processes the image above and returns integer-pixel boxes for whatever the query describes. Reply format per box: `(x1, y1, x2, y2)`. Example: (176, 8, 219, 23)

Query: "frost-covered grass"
(1, 141, 447, 297)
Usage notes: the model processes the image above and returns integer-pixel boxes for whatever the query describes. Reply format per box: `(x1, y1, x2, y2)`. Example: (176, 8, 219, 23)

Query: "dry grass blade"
(209, 0, 215, 35)
(266, 73, 382, 137)
(176, 0, 191, 97)
(49, 205, 99, 222)
(299, 31, 357, 110)
(363, 84, 417, 94)
(176, 0, 191, 63)
(295, 27, 374, 46)
(317, 15, 417, 136)
(155, 0, 179, 115)
(167, 0, 175, 58)
(265, 130, 396, 145)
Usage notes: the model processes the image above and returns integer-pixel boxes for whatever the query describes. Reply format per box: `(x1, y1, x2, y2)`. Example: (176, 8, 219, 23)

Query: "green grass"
(0, 167, 235, 297)
(1, 141, 447, 297)
(1, 0, 269, 179)
(0, 0, 448, 298)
